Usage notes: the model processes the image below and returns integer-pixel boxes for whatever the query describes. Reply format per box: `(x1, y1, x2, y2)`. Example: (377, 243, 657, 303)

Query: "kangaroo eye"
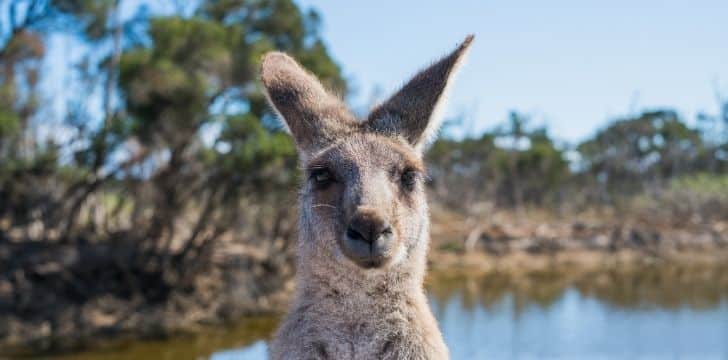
(400, 169, 418, 190)
(310, 168, 334, 188)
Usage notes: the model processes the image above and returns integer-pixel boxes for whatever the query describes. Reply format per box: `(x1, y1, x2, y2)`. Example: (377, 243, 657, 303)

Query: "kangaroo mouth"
(358, 257, 386, 269)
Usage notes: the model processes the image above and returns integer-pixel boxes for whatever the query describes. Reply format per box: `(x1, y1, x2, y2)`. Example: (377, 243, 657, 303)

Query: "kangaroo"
(260, 35, 474, 360)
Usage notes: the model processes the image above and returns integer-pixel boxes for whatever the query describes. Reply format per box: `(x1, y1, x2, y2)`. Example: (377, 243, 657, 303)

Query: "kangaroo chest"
(286, 293, 440, 359)
(304, 307, 420, 359)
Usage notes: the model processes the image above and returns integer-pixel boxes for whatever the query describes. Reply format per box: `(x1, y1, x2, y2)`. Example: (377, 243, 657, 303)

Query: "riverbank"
(8, 257, 728, 360)
(0, 240, 293, 354)
(427, 205, 728, 285)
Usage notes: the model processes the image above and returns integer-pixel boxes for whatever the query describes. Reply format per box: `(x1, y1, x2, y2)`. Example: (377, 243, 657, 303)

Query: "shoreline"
(5, 250, 728, 355)
(2, 247, 728, 356)
(429, 248, 728, 275)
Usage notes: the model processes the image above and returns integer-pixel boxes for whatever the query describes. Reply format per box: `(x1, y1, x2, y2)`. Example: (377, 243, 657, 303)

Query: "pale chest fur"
(270, 288, 448, 360)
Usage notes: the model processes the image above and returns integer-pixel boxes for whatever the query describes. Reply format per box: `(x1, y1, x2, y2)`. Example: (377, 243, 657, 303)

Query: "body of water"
(49, 265, 728, 359)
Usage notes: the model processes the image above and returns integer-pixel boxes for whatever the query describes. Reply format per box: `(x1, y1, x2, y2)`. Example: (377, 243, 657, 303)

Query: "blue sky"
(296, 0, 728, 142)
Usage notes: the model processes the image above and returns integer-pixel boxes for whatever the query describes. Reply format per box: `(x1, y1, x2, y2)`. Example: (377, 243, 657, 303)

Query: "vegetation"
(0, 0, 338, 348)
(428, 109, 727, 219)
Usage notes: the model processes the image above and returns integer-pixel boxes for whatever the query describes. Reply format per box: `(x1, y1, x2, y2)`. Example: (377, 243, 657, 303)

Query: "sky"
(30, 0, 728, 146)
(295, 0, 728, 142)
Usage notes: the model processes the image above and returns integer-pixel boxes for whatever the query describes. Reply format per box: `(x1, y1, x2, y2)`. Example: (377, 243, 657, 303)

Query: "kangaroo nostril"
(347, 209, 393, 246)
(346, 226, 367, 242)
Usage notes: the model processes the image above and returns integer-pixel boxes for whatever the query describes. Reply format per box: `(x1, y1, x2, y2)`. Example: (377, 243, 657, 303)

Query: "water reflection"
(427, 264, 728, 314)
(49, 317, 278, 360)
(428, 264, 728, 359)
(35, 264, 728, 359)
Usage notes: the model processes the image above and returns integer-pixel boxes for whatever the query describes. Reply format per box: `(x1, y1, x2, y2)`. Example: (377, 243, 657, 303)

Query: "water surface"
(53, 265, 728, 359)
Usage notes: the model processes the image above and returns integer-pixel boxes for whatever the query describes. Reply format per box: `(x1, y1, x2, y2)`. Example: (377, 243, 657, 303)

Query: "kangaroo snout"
(341, 208, 395, 268)
(346, 212, 392, 244)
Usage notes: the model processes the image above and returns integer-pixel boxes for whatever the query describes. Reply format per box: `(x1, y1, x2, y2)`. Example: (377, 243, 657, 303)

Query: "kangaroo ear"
(366, 35, 474, 151)
(260, 52, 356, 158)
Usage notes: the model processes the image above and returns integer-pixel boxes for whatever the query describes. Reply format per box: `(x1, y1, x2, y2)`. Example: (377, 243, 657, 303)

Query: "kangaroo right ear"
(260, 52, 356, 158)
(366, 35, 474, 152)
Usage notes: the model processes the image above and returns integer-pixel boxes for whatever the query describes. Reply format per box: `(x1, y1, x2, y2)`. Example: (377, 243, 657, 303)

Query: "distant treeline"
(428, 109, 727, 215)
(0, 0, 726, 308)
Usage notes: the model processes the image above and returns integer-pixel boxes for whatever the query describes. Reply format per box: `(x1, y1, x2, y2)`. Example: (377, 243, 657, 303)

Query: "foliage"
(427, 112, 570, 209)
(0, 0, 341, 312)
(578, 110, 705, 194)
(427, 108, 726, 212)
(628, 173, 728, 224)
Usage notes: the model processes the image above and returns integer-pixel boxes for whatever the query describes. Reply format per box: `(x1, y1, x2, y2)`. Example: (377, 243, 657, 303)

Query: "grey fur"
(368, 35, 474, 151)
(261, 36, 474, 360)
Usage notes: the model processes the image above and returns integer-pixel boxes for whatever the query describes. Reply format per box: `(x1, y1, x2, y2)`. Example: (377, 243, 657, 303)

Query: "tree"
(0, 0, 347, 316)
(577, 110, 704, 200)
(0, 0, 50, 157)
(696, 95, 728, 173)
(427, 112, 569, 210)
(112, 0, 345, 263)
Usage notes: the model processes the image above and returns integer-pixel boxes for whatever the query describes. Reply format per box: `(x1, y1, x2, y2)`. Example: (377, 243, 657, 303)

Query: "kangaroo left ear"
(366, 35, 474, 152)
(260, 51, 357, 160)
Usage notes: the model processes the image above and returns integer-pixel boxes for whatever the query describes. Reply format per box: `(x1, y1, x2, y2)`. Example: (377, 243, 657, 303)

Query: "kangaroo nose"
(341, 208, 395, 268)
(346, 214, 392, 244)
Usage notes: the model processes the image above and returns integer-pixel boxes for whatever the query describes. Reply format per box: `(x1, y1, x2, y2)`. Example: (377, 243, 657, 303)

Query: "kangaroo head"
(261, 36, 473, 273)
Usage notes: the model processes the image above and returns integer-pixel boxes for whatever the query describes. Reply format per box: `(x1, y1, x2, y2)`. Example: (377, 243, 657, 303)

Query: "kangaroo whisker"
(312, 204, 337, 210)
